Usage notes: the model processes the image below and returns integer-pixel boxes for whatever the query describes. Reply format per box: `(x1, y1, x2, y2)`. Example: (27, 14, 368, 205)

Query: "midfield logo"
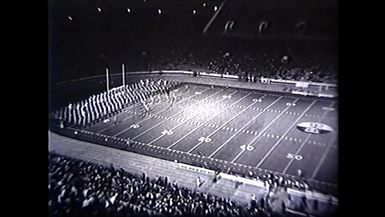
(296, 122, 334, 134)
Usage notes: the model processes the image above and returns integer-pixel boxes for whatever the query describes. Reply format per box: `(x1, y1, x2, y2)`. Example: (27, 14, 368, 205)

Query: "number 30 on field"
(286, 153, 303, 160)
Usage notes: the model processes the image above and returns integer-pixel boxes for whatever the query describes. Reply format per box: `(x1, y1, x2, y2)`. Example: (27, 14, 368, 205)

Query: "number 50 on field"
(286, 153, 303, 160)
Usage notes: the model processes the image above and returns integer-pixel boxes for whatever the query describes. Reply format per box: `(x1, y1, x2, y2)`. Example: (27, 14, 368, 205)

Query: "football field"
(84, 83, 338, 193)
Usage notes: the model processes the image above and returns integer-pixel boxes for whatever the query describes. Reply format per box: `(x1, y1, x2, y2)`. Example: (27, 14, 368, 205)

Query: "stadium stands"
(49, 152, 295, 217)
(49, 0, 337, 84)
(149, 38, 337, 83)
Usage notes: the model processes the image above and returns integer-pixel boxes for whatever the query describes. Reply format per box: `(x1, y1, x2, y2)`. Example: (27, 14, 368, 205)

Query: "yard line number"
(286, 153, 303, 160)
(198, 137, 212, 143)
(161, 130, 174, 135)
(240, 145, 254, 151)
(129, 124, 141, 129)
(286, 102, 296, 106)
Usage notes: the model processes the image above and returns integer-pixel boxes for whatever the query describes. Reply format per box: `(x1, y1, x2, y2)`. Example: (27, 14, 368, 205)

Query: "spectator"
(49, 152, 281, 217)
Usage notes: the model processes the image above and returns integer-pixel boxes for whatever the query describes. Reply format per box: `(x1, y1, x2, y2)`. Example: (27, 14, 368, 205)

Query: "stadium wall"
(55, 70, 337, 99)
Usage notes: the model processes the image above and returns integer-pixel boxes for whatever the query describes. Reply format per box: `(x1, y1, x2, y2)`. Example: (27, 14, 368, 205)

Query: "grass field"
(82, 83, 337, 190)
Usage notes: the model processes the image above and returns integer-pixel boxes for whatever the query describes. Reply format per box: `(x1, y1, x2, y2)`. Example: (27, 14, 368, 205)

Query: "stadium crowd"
(256, 172, 309, 193)
(51, 0, 337, 85)
(49, 152, 300, 217)
(149, 39, 337, 84)
(53, 79, 179, 127)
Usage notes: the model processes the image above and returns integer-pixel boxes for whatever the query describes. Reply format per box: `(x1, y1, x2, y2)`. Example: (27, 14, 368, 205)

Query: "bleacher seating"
(50, 0, 337, 84)
(49, 152, 291, 217)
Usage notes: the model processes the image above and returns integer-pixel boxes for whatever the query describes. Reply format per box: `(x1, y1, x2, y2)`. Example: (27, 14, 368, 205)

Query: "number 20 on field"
(286, 153, 303, 160)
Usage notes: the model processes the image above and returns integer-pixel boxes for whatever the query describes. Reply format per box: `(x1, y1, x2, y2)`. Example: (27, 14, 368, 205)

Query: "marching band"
(54, 79, 179, 127)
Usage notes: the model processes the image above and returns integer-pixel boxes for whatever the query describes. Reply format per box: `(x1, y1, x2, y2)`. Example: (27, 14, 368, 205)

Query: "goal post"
(122, 64, 125, 86)
(106, 68, 110, 92)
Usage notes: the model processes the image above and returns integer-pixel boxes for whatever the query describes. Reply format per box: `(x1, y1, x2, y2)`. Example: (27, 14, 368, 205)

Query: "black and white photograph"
(48, 0, 338, 216)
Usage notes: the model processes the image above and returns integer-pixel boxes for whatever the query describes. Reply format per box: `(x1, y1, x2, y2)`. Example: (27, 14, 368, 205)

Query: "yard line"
(310, 103, 337, 178)
(311, 135, 337, 179)
(113, 88, 225, 137)
(96, 86, 205, 133)
(129, 89, 234, 139)
(96, 104, 144, 133)
(230, 97, 300, 163)
(147, 91, 245, 145)
(282, 101, 335, 174)
(255, 100, 318, 168)
(207, 94, 283, 158)
(146, 113, 202, 145)
(167, 92, 249, 149)
(187, 93, 261, 153)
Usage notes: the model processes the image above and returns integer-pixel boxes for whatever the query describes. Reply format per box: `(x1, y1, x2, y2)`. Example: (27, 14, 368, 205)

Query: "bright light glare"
(187, 102, 220, 117)
(158, 9, 162, 14)
(214, 6, 218, 11)
(68, 16, 73, 21)
(127, 8, 131, 13)
(193, 10, 196, 14)
(203, 3, 206, 7)
(97, 7, 102, 12)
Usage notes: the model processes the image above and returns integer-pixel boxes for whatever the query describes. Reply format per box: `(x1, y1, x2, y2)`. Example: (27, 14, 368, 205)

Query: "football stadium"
(48, 0, 338, 217)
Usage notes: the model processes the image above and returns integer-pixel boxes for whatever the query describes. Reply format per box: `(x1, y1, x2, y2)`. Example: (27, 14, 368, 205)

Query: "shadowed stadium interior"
(49, 0, 338, 217)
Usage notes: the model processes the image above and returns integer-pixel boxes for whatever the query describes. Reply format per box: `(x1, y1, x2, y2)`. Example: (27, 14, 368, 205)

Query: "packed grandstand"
(49, 152, 316, 217)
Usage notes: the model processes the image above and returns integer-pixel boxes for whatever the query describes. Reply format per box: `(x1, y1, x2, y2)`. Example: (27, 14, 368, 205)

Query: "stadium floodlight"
(295, 21, 306, 32)
(158, 9, 162, 15)
(193, 10, 196, 15)
(224, 21, 234, 32)
(127, 8, 131, 13)
(203, 3, 206, 7)
(68, 16, 73, 21)
(97, 7, 102, 13)
(214, 6, 218, 11)
(258, 21, 269, 33)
